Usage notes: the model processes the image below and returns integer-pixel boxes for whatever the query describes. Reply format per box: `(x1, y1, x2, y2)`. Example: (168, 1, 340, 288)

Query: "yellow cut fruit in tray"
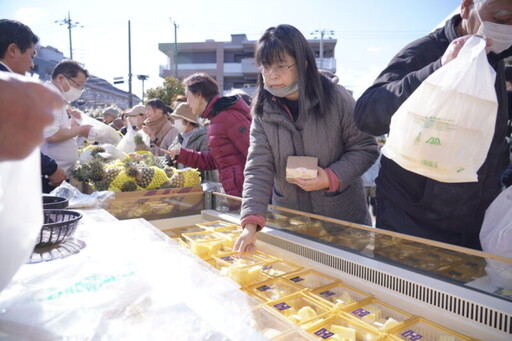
(280, 306, 297, 317)
(190, 241, 221, 259)
(365, 305, 382, 320)
(330, 325, 356, 341)
(361, 313, 376, 323)
(340, 291, 354, 305)
(298, 306, 317, 321)
(382, 317, 400, 330)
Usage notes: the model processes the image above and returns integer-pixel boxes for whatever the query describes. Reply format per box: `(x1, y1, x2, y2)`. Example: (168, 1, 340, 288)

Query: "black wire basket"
(36, 210, 82, 248)
(42, 195, 69, 210)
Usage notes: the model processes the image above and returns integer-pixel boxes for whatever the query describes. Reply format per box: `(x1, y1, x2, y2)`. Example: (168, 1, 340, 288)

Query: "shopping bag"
(0, 149, 43, 293)
(382, 36, 498, 182)
(79, 113, 121, 145)
(480, 186, 512, 289)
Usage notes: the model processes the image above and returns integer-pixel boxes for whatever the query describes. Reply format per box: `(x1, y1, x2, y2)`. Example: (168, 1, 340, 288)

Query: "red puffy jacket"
(177, 95, 251, 197)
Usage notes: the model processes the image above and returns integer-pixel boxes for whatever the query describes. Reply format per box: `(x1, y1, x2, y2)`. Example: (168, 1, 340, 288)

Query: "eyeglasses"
(65, 76, 86, 90)
(258, 64, 296, 76)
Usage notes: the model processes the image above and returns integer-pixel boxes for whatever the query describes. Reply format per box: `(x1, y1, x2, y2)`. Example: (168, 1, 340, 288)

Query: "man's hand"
(441, 35, 492, 66)
(0, 73, 64, 161)
(233, 223, 258, 253)
(293, 167, 330, 192)
(48, 167, 67, 187)
(76, 124, 93, 138)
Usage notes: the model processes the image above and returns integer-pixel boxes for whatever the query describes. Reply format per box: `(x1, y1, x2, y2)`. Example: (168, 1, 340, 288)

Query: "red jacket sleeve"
(176, 148, 217, 170)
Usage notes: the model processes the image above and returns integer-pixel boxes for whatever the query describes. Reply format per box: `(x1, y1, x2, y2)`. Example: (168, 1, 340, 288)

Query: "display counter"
(201, 192, 512, 340)
(0, 191, 510, 340)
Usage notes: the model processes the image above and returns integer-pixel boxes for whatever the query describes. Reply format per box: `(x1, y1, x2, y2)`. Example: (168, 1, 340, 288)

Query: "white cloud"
(15, 8, 48, 27)
(366, 47, 383, 53)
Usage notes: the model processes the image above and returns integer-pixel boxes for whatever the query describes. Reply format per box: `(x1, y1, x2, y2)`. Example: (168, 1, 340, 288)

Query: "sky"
(1, 0, 461, 100)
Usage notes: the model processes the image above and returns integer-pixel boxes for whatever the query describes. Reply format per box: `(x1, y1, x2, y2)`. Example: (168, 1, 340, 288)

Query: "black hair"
(0, 19, 39, 58)
(146, 98, 173, 115)
(183, 73, 219, 102)
(51, 59, 89, 79)
(253, 24, 335, 118)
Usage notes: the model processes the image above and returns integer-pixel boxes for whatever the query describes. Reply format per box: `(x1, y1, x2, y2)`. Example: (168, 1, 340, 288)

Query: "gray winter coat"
(241, 83, 379, 227)
(173, 127, 219, 183)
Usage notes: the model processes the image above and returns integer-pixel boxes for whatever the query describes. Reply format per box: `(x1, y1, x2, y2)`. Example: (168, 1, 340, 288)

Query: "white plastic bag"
(117, 123, 150, 154)
(79, 113, 121, 145)
(382, 36, 498, 183)
(0, 149, 43, 293)
(480, 186, 512, 289)
(49, 181, 114, 209)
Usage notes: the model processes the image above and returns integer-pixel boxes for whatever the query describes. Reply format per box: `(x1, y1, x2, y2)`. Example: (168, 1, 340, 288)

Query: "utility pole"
(128, 20, 133, 107)
(310, 29, 335, 69)
(55, 11, 83, 59)
(170, 18, 179, 78)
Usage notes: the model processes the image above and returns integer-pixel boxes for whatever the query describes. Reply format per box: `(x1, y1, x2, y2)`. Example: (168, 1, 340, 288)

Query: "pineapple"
(71, 163, 90, 182)
(136, 167, 155, 188)
(182, 168, 201, 187)
(104, 167, 121, 183)
(124, 161, 140, 178)
(86, 159, 106, 182)
(164, 166, 175, 178)
(159, 181, 173, 189)
(169, 172, 185, 188)
(90, 146, 106, 158)
(145, 167, 170, 189)
(121, 180, 139, 192)
(94, 179, 111, 191)
(134, 133, 150, 152)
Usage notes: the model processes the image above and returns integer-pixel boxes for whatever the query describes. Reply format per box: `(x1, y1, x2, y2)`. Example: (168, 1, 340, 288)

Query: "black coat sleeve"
(40, 152, 57, 176)
(353, 37, 445, 136)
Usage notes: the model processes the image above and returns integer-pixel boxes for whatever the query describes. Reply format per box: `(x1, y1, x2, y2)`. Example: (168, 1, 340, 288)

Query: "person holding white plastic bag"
(353, 0, 512, 249)
(41, 60, 92, 176)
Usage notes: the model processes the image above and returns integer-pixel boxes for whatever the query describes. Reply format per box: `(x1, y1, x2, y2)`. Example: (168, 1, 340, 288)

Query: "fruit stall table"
(0, 192, 510, 340)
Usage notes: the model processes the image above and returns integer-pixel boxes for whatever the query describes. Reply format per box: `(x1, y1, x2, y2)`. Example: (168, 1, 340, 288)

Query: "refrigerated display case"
(0, 191, 510, 340)
(201, 192, 512, 340)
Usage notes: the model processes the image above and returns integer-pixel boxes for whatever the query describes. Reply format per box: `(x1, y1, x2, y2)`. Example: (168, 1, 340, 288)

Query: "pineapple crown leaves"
(90, 146, 106, 157)
(121, 180, 139, 192)
(87, 159, 107, 182)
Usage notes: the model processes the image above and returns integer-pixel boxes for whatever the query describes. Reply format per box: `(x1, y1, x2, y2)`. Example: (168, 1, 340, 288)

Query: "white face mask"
(476, 9, 512, 54)
(264, 81, 299, 98)
(174, 119, 187, 133)
(61, 77, 84, 103)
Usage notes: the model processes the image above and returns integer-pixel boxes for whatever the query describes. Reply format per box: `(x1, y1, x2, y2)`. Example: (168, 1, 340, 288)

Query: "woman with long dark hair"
(234, 24, 379, 252)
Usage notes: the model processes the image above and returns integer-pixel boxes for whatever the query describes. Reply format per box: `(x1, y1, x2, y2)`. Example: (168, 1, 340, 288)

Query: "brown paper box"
(286, 156, 318, 180)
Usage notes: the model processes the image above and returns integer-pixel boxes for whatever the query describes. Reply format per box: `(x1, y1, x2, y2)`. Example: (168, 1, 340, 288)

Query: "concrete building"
(32, 46, 140, 110)
(158, 33, 336, 95)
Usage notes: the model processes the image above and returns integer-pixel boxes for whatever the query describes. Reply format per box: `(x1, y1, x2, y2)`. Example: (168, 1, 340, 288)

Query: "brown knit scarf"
(145, 115, 173, 146)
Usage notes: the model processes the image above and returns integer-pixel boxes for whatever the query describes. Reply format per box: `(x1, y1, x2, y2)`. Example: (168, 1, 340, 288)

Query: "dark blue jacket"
(353, 15, 512, 248)
(41, 153, 58, 193)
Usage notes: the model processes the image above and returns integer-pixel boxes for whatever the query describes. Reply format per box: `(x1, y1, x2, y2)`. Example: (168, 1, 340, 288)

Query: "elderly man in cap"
(165, 102, 218, 182)
(102, 106, 120, 125)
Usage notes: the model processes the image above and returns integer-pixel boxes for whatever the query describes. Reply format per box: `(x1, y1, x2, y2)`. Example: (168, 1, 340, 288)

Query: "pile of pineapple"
(72, 146, 201, 192)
